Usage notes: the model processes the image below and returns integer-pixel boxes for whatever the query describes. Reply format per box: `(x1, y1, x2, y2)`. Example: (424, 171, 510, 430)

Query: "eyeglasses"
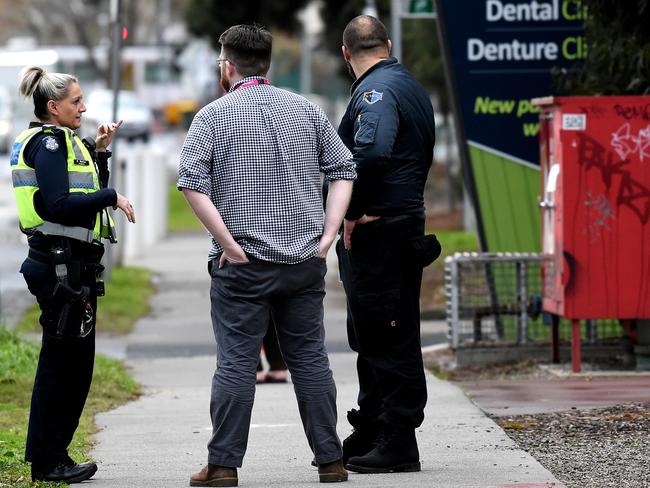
(216, 58, 232, 68)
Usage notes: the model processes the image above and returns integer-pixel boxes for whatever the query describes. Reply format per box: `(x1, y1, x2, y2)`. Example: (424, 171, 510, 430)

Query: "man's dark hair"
(219, 24, 272, 77)
(342, 15, 389, 56)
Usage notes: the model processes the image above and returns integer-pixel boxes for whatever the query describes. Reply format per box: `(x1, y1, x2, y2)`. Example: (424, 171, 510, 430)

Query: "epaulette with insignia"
(43, 136, 60, 152)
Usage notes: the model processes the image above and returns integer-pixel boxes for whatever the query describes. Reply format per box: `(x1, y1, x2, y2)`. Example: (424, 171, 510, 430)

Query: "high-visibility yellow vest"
(10, 125, 117, 243)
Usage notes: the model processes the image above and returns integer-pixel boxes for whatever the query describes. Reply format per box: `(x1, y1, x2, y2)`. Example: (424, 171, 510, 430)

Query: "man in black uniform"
(336, 15, 436, 474)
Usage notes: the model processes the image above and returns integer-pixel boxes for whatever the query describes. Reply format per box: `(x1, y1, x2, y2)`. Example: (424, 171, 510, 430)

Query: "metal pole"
(551, 314, 560, 363)
(571, 319, 582, 373)
(517, 260, 528, 345)
(391, 0, 402, 60)
(299, 12, 312, 94)
(110, 0, 122, 132)
(449, 257, 459, 349)
(363, 0, 379, 17)
(105, 0, 122, 278)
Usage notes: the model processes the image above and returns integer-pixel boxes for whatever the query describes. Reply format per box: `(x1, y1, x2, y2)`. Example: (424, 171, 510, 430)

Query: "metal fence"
(445, 252, 624, 349)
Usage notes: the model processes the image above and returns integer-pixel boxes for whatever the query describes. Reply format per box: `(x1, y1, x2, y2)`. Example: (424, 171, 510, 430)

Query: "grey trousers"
(207, 256, 342, 467)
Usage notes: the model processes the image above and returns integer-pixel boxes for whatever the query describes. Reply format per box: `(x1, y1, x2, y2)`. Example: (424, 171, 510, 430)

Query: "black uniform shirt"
(338, 58, 436, 220)
(23, 122, 117, 248)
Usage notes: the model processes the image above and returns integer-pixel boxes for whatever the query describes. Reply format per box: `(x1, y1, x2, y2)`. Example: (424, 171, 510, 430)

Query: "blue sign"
(437, 0, 586, 166)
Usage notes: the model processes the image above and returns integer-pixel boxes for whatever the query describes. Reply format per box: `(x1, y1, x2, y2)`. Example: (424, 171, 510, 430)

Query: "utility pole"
(110, 0, 122, 132)
(363, 0, 379, 17)
(105, 0, 123, 278)
(390, 0, 436, 60)
(391, 0, 403, 60)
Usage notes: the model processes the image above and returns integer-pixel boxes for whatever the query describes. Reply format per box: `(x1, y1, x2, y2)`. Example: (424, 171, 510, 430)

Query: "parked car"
(82, 89, 153, 142)
(0, 86, 13, 153)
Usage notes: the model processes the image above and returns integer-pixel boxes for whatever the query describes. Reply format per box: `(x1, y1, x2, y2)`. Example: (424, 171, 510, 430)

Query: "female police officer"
(11, 66, 135, 483)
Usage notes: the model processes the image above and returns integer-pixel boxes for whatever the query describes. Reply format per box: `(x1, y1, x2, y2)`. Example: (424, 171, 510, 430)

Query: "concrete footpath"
(91, 233, 564, 488)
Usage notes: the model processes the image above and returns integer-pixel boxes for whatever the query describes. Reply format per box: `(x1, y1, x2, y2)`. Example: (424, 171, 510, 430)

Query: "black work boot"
(341, 409, 380, 464)
(345, 421, 421, 473)
(31, 460, 98, 483)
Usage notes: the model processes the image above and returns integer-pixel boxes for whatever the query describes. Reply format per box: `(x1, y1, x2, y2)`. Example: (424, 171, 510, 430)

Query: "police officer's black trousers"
(20, 255, 96, 468)
(337, 213, 428, 429)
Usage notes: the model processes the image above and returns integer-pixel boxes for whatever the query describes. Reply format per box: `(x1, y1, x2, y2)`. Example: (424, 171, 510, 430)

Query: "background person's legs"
(257, 317, 288, 383)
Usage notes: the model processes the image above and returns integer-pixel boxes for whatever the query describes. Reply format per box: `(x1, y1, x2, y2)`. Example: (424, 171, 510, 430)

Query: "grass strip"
(15, 266, 153, 336)
(0, 325, 140, 487)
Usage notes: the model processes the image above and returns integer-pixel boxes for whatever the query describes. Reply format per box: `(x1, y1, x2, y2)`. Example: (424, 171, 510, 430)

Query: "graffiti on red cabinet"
(613, 103, 650, 121)
(584, 192, 614, 239)
(611, 123, 650, 162)
(576, 131, 650, 225)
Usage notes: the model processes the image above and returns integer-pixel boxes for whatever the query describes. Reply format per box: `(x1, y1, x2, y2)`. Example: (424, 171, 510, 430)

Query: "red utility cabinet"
(534, 96, 650, 370)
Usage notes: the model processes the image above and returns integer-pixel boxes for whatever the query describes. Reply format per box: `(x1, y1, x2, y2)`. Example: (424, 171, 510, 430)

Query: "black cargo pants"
(337, 213, 427, 428)
(20, 244, 101, 468)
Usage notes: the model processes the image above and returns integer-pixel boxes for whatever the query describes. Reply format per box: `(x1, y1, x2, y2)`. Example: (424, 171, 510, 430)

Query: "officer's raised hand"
(96, 119, 123, 151)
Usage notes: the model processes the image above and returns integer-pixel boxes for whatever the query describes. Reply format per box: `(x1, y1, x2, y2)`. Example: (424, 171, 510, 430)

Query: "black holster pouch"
(50, 242, 95, 338)
(408, 234, 442, 268)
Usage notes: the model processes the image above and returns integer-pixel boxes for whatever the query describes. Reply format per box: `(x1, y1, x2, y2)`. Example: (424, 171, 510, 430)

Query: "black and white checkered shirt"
(178, 76, 356, 264)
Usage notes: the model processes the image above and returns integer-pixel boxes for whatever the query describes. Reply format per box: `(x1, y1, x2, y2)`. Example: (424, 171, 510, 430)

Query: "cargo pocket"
(354, 112, 380, 145)
(407, 234, 442, 268)
(355, 288, 401, 354)
(20, 258, 56, 299)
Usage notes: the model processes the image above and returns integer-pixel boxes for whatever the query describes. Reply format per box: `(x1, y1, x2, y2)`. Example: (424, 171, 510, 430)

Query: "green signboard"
(409, 0, 435, 14)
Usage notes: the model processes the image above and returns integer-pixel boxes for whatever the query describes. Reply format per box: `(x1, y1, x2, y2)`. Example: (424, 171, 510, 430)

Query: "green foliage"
(185, 0, 446, 103)
(168, 184, 204, 232)
(15, 267, 153, 336)
(320, 2, 446, 108)
(320, 0, 391, 58)
(0, 326, 140, 487)
(402, 19, 447, 110)
(185, 0, 310, 46)
(555, 0, 650, 95)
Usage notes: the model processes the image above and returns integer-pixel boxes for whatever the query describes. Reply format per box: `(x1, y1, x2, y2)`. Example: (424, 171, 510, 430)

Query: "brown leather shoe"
(318, 459, 348, 483)
(189, 464, 238, 487)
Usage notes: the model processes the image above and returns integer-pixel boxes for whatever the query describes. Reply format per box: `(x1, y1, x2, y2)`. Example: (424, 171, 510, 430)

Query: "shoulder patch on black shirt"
(362, 90, 383, 105)
(43, 136, 60, 152)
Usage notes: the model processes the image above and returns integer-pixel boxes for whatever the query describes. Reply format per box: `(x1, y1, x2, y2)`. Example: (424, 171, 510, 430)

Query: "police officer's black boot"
(342, 409, 381, 464)
(345, 420, 421, 473)
(31, 459, 98, 484)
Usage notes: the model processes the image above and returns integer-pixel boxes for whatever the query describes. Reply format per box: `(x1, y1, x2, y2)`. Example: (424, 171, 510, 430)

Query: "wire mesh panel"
(445, 252, 623, 349)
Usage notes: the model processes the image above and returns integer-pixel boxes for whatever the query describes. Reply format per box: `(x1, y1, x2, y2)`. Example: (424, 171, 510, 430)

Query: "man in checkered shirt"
(178, 24, 355, 487)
